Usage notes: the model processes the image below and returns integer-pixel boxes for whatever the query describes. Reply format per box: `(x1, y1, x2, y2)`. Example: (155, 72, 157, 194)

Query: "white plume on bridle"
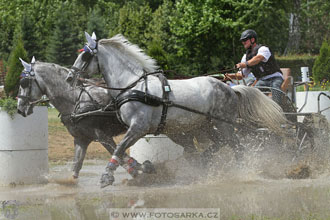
(99, 34, 159, 73)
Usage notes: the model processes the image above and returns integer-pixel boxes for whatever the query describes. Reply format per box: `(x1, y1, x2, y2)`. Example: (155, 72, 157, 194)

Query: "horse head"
(66, 32, 99, 85)
(68, 32, 160, 91)
(17, 57, 46, 117)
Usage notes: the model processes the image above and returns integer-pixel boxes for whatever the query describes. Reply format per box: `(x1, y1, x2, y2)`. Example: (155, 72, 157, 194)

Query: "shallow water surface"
(1, 157, 330, 220)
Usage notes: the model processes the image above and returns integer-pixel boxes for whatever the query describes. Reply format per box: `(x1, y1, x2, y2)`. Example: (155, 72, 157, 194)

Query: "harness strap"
(154, 73, 171, 135)
(70, 85, 113, 124)
(144, 71, 148, 103)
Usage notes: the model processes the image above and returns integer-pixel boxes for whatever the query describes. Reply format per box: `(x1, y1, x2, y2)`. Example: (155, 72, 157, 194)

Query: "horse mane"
(35, 61, 69, 75)
(99, 34, 159, 73)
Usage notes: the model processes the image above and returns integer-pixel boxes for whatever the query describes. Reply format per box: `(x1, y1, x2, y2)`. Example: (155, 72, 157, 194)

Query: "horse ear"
(31, 56, 36, 64)
(85, 31, 96, 49)
(91, 32, 97, 41)
(19, 57, 31, 72)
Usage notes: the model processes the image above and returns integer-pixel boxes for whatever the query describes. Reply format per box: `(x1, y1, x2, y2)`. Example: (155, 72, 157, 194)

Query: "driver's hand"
(236, 63, 244, 69)
(224, 73, 232, 81)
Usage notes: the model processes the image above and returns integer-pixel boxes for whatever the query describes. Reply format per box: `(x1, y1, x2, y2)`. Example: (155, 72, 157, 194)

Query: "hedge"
(276, 55, 316, 81)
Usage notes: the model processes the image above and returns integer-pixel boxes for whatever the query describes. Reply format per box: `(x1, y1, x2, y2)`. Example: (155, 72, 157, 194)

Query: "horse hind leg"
(121, 155, 156, 176)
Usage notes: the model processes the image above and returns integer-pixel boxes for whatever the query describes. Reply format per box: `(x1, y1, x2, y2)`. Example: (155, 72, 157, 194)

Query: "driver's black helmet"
(240, 29, 257, 41)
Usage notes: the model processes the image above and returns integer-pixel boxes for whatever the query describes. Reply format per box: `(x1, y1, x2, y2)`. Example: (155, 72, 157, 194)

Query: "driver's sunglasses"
(241, 38, 249, 43)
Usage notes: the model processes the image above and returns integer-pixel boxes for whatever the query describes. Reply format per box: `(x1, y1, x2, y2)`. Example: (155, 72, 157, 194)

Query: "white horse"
(67, 32, 288, 188)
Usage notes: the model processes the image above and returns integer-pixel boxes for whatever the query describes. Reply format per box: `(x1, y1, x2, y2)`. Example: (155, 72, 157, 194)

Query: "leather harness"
(114, 72, 171, 135)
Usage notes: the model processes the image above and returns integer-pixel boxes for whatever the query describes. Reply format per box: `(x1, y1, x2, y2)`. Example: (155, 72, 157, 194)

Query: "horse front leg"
(72, 138, 91, 178)
(100, 126, 146, 188)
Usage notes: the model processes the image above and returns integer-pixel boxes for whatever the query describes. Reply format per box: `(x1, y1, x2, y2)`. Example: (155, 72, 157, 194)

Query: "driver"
(225, 29, 283, 91)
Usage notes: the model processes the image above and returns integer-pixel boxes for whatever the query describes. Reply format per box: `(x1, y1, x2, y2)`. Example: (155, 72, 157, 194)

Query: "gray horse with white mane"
(17, 58, 155, 180)
(67, 32, 288, 188)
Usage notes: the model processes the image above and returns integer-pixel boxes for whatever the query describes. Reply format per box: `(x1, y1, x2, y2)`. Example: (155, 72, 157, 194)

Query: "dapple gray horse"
(17, 58, 155, 181)
(67, 32, 288, 188)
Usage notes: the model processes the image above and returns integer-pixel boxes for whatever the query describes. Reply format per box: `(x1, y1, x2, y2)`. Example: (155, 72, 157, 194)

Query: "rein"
(76, 67, 238, 91)
(202, 67, 238, 76)
(76, 70, 165, 91)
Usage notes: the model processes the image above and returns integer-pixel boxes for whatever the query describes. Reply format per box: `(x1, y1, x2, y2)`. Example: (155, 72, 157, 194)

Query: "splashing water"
(0, 129, 329, 219)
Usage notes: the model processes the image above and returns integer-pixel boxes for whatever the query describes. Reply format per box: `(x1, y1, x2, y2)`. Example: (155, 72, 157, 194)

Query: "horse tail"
(231, 85, 289, 135)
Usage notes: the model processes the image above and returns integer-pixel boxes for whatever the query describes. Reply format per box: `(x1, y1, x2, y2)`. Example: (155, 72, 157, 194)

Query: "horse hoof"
(100, 173, 114, 188)
(142, 160, 156, 174)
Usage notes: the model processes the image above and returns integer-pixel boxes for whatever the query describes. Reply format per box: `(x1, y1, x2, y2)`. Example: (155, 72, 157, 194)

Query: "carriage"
(254, 70, 329, 151)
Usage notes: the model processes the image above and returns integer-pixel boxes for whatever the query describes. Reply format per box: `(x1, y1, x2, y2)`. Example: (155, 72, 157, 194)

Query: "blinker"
(20, 77, 30, 88)
(81, 51, 93, 62)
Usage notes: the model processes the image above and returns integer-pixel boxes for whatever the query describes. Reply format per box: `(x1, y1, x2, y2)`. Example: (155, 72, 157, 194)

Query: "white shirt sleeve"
(240, 54, 250, 77)
(257, 46, 271, 62)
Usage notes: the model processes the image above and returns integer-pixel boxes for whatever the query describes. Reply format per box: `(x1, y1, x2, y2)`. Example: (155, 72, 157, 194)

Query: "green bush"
(0, 97, 17, 119)
(276, 55, 316, 80)
(147, 41, 169, 71)
(4, 37, 28, 98)
(312, 39, 330, 82)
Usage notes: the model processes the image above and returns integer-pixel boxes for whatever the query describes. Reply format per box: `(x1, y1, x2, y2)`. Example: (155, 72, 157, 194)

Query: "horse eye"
(19, 78, 30, 88)
(81, 52, 92, 62)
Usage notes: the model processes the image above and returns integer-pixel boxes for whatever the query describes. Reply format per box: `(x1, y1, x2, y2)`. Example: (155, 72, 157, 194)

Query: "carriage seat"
(280, 68, 295, 102)
(280, 68, 293, 93)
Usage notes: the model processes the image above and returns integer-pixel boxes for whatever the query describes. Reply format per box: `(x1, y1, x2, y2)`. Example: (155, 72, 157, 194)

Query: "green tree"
(115, 2, 153, 48)
(145, 0, 174, 51)
(87, 6, 108, 39)
(20, 13, 42, 59)
(300, 0, 330, 53)
(170, 0, 289, 75)
(45, 2, 81, 66)
(145, 0, 175, 71)
(170, 0, 243, 74)
(147, 42, 168, 71)
(4, 37, 28, 98)
(312, 39, 330, 82)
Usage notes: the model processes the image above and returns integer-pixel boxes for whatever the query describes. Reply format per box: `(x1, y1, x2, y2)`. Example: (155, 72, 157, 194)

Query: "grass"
(48, 108, 67, 132)
(296, 80, 330, 92)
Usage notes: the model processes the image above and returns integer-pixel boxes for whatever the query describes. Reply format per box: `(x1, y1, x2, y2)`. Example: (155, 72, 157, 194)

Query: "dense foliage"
(312, 39, 330, 82)
(0, 0, 329, 81)
(4, 37, 28, 98)
(0, 97, 18, 119)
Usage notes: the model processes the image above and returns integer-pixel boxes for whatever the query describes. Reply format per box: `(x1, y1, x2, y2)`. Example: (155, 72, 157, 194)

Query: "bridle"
(18, 67, 47, 105)
(66, 43, 100, 87)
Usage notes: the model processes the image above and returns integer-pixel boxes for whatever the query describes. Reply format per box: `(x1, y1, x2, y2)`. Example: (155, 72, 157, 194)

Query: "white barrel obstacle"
(130, 134, 184, 163)
(0, 106, 48, 186)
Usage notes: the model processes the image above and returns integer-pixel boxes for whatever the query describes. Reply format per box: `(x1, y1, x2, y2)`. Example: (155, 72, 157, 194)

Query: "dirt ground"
(48, 109, 122, 162)
(48, 130, 112, 162)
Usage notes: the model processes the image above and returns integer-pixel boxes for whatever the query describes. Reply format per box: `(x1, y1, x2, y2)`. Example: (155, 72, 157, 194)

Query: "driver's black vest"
(246, 44, 282, 79)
